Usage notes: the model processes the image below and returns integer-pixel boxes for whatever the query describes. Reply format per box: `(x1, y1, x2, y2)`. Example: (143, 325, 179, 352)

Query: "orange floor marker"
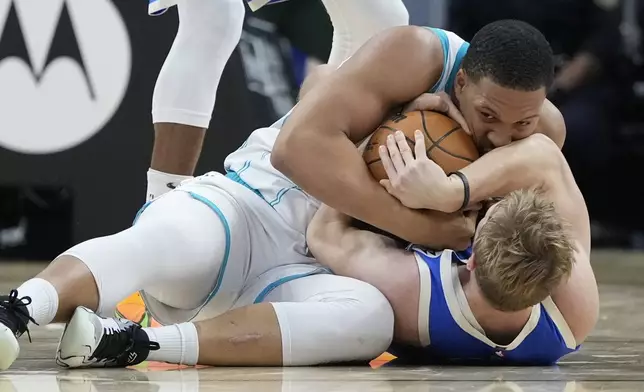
(116, 292, 160, 327)
(369, 352, 397, 369)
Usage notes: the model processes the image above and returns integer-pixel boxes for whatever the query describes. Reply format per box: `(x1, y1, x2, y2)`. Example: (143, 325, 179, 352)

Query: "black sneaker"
(0, 290, 37, 370)
(56, 306, 159, 368)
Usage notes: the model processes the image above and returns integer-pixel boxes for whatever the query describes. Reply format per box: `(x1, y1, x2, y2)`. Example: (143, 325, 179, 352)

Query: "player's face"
(453, 71, 547, 154)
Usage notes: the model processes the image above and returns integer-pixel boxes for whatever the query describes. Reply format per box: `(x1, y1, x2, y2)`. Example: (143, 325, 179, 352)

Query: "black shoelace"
(0, 290, 38, 342)
(90, 321, 159, 365)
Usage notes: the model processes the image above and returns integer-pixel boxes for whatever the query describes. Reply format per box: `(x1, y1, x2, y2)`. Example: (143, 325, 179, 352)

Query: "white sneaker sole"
(56, 307, 103, 368)
(0, 325, 19, 370)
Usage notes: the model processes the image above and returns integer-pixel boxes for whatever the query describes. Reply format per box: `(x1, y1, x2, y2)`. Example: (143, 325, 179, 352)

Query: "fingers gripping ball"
(363, 111, 479, 179)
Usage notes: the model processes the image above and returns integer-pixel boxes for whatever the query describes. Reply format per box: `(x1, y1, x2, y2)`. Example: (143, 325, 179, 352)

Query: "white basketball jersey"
(224, 28, 469, 234)
(425, 28, 470, 95)
(224, 113, 318, 238)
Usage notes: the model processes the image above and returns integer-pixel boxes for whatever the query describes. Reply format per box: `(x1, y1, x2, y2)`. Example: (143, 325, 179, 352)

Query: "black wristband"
(449, 171, 470, 212)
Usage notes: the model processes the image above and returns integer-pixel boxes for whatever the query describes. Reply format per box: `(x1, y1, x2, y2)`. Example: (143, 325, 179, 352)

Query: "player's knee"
(346, 281, 395, 357)
(135, 193, 227, 259)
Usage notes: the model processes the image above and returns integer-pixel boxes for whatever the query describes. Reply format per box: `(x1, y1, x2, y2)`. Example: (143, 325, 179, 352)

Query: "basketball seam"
(420, 111, 437, 147)
(428, 125, 476, 161)
(368, 114, 475, 167)
(432, 141, 476, 162)
(420, 112, 475, 163)
(377, 125, 416, 146)
(430, 125, 463, 148)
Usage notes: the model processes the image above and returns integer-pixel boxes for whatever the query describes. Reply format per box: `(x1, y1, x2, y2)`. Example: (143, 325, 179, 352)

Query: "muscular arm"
(442, 134, 590, 252)
(440, 134, 597, 343)
(272, 26, 473, 249)
(436, 134, 569, 212)
(306, 204, 422, 346)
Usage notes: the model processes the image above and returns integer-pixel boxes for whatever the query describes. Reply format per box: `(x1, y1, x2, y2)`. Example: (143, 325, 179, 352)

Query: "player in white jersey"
(0, 110, 391, 371)
(126, 0, 410, 316)
(145, 0, 410, 201)
(272, 20, 568, 248)
(0, 0, 410, 371)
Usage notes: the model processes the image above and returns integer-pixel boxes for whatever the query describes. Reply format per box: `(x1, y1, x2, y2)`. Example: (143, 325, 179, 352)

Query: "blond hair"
(473, 188, 575, 311)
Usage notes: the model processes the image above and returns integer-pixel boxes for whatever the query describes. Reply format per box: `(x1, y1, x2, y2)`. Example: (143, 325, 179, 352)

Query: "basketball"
(363, 111, 479, 180)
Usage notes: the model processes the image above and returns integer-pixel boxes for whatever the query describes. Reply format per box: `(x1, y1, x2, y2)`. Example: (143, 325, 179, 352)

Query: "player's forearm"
(308, 224, 423, 346)
(274, 131, 420, 244)
(308, 220, 393, 286)
(306, 212, 361, 274)
(309, 236, 364, 278)
(442, 134, 562, 212)
(286, 146, 471, 248)
(273, 115, 474, 248)
(308, 234, 351, 274)
(306, 205, 352, 265)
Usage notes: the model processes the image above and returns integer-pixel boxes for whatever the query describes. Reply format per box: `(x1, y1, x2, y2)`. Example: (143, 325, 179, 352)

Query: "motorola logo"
(0, 0, 131, 154)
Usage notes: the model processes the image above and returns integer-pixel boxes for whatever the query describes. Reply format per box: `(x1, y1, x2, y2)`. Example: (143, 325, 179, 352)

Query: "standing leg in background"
(147, 0, 245, 201)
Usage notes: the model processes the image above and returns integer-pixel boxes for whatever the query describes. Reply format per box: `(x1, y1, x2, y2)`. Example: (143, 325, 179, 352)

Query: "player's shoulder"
(537, 99, 566, 149)
(424, 27, 467, 43)
(411, 246, 470, 262)
(333, 26, 446, 91)
(409, 245, 443, 259)
(357, 26, 466, 64)
(370, 26, 444, 58)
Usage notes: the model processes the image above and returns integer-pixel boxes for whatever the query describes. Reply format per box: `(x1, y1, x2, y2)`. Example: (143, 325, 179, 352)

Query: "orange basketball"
(363, 111, 479, 179)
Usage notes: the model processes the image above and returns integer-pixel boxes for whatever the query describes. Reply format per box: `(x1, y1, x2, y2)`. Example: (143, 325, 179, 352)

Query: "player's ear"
(455, 69, 467, 92)
(466, 253, 476, 271)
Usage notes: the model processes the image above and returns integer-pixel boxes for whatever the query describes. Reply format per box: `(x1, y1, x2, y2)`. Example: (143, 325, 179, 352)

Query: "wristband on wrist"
(448, 171, 470, 212)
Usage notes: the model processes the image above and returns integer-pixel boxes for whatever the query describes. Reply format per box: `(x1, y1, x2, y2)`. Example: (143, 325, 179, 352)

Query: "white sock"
(144, 323, 199, 365)
(15, 278, 59, 326)
(146, 169, 193, 202)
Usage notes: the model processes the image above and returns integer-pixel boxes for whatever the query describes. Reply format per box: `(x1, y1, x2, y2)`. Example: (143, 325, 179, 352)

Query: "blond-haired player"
(307, 133, 598, 364)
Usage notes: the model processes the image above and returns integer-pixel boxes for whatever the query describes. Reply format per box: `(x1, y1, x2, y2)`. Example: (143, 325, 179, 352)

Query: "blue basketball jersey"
(410, 248, 579, 365)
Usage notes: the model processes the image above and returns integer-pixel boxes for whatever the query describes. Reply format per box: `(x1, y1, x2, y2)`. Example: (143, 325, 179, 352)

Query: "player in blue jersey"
(307, 132, 597, 365)
(273, 20, 566, 248)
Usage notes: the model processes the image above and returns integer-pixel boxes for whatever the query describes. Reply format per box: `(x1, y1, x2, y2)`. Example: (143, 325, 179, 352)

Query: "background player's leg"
(321, 0, 409, 66)
(148, 0, 245, 200)
(298, 0, 410, 99)
(133, 274, 394, 366)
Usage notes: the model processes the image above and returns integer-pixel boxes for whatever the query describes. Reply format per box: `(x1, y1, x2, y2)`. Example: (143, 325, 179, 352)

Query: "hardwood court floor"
(1, 249, 643, 392)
